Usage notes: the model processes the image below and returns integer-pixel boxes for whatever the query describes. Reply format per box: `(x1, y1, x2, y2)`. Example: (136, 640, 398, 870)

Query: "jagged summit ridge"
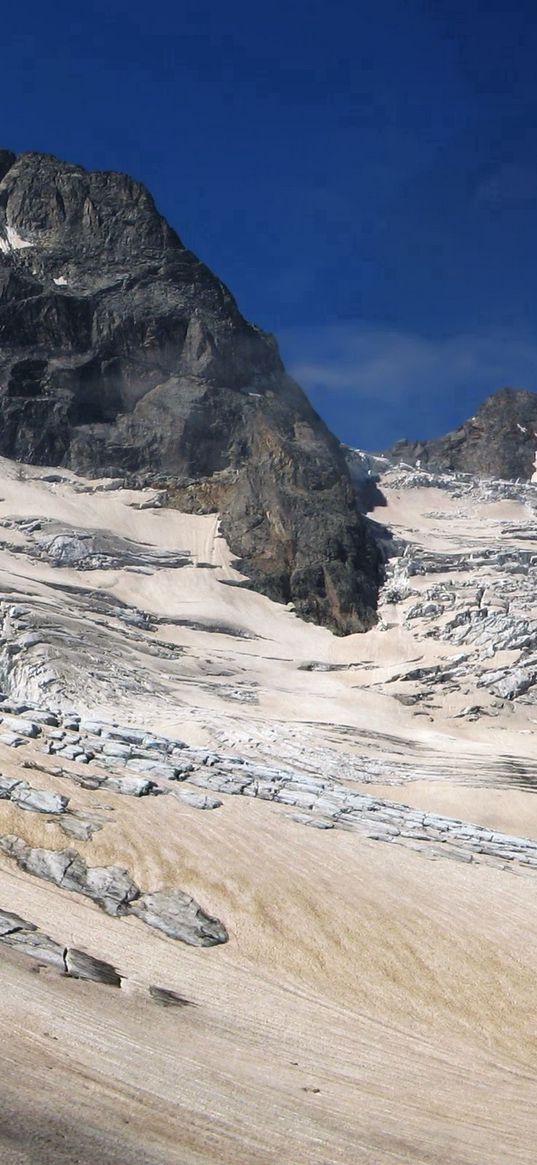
(0, 149, 379, 632)
(387, 387, 537, 480)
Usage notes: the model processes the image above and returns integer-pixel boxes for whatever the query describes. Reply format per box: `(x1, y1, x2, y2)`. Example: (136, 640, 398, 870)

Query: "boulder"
(130, 889, 228, 946)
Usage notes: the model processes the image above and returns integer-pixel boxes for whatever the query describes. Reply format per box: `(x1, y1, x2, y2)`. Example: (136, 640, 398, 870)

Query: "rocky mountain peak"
(0, 149, 380, 633)
(388, 386, 537, 480)
(0, 151, 177, 267)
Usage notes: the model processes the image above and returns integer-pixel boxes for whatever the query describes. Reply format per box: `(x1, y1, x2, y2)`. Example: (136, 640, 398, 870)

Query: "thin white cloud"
(280, 322, 537, 403)
(277, 322, 537, 447)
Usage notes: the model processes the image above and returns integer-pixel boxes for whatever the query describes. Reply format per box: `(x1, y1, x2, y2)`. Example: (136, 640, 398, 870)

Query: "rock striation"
(0, 149, 379, 632)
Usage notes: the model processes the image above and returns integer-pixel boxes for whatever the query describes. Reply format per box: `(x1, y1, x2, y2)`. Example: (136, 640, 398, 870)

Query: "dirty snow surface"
(3, 456, 537, 1165)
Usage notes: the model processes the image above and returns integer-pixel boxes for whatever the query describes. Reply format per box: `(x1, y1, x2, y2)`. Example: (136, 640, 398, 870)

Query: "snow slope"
(2, 457, 537, 1164)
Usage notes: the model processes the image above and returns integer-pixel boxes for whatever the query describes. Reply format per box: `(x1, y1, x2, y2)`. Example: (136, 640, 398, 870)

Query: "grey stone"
(79, 719, 114, 736)
(103, 726, 151, 746)
(1, 927, 66, 968)
(0, 776, 24, 798)
(28, 710, 60, 726)
(0, 907, 36, 936)
(0, 716, 40, 738)
(57, 745, 85, 760)
(0, 837, 138, 915)
(291, 814, 335, 830)
(0, 835, 228, 945)
(173, 790, 222, 810)
(105, 774, 158, 797)
(131, 888, 228, 946)
(12, 787, 68, 815)
(59, 814, 103, 841)
(101, 741, 133, 759)
(0, 905, 123, 982)
(65, 948, 121, 986)
(126, 757, 179, 781)
(63, 716, 80, 731)
(143, 735, 175, 753)
(168, 758, 195, 776)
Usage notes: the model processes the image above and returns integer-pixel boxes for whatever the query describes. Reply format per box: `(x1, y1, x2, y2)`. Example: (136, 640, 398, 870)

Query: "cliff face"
(388, 388, 537, 480)
(0, 150, 379, 632)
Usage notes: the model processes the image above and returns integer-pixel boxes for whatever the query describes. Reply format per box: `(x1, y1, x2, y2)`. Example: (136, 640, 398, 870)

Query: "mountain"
(388, 386, 537, 479)
(0, 149, 379, 634)
(4, 149, 537, 1165)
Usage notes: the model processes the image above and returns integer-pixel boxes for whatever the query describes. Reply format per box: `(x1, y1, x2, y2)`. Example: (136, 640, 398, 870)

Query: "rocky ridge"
(386, 387, 537, 479)
(0, 149, 379, 633)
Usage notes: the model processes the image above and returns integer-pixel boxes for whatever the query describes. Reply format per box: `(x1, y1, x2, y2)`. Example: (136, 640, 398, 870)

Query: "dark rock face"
(388, 388, 537, 481)
(344, 447, 387, 512)
(0, 150, 379, 632)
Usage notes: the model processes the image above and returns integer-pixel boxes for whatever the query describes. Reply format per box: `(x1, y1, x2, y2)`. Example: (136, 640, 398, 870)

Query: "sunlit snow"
(5, 224, 32, 250)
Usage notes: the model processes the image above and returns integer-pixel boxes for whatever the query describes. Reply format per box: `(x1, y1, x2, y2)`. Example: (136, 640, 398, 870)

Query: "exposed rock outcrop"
(0, 906, 122, 983)
(0, 149, 379, 632)
(387, 388, 537, 480)
(0, 835, 228, 946)
(0, 773, 68, 815)
(130, 889, 228, 947)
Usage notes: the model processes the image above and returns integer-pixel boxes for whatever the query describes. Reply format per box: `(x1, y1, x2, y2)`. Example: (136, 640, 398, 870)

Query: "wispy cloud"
(277, 322, 537, 449)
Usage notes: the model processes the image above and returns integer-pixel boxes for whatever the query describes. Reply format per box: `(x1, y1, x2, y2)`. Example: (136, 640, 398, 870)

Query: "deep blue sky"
(4, 0, 537, 448)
